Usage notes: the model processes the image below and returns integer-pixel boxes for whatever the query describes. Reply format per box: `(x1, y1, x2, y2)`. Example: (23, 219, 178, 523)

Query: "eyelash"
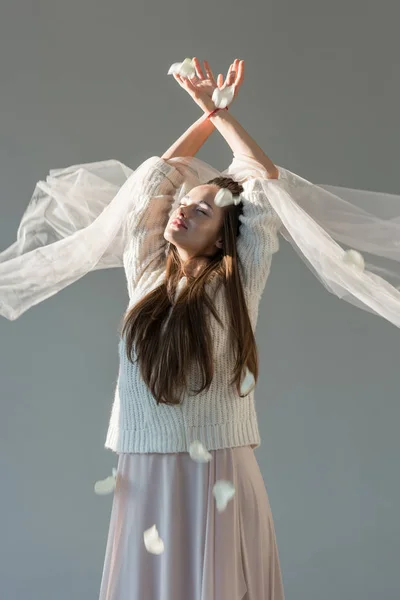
(179, 203, 207, 215)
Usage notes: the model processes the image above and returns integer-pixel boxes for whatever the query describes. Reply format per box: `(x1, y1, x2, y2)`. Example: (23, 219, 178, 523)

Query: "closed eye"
(179, 203, 208, 215)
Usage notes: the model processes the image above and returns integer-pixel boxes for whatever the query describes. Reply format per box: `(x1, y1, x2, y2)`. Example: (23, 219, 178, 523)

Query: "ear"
(215, 237, 224, 249)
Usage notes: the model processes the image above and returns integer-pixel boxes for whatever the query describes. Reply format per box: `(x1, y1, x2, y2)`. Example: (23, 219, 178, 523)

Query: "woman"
(1, 57, 400, 600)
(98, 58, 285, 600)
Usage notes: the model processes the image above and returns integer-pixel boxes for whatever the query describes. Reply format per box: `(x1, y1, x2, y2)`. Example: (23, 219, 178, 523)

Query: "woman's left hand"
(173, 58, 244, 114)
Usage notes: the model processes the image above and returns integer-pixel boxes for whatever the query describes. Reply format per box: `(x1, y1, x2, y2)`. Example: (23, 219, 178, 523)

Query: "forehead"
(186, 184, 219, 205)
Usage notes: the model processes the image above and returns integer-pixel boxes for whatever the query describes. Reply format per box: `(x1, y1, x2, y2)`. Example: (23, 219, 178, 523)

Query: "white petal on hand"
(179, 57, 196, 78)
(144, 524, 165, 555)
(213, 480, 235, 512)
(212, 84, 235, 109)
(168, 62, 182, 75)
(189, 440, 212, 463)
(168, 58, 196, 78)
(343, 249, 365, 271)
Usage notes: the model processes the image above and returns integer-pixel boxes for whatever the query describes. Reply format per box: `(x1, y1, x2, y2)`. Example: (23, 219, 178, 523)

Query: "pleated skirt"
(98, 446, 285, 600)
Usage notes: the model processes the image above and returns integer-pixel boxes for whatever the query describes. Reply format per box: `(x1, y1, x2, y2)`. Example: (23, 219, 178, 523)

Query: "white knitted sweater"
(105, 157, 282, 454)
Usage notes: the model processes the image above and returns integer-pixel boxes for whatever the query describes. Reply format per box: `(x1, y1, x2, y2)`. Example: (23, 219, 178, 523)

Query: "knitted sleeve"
(122, 158, 185, 297)
(237, 174, 283, 301)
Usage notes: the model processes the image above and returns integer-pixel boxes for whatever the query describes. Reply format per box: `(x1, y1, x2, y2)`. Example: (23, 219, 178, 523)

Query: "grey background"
(1, 1, 399, 599)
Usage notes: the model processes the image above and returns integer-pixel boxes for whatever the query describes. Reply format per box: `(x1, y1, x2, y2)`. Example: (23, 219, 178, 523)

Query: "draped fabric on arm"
(0, 160, 134, 268)
(0, 157, 178, 320)
(223, 152, 400, 327)
(2, 151, 400, 331)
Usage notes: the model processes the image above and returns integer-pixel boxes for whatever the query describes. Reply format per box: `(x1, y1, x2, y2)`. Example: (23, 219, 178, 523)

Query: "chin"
(164, 228, 184, 242)
(163, 230, 174, 244)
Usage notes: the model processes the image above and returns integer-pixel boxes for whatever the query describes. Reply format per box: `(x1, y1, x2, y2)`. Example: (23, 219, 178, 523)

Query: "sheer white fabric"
(1, 152, 400, 328)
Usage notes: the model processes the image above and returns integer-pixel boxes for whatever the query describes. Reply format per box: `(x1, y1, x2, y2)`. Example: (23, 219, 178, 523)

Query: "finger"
(228, 59, 243, 97)
(192, 57, 206, 80)
(222, 63, 233, 86)
(173, 73, 184, 87)
(226, 67, 236, 86)
(173, 73, 188, 88)
(203, 60, 217, 86)
(235, 59, 245, 87)
(217, 73, 224, 88)
(223, 59, 239, 87)
(221, 67, 234, 90)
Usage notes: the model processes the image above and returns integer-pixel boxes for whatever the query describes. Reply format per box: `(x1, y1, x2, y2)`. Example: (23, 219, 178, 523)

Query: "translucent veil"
(1, 152, 400, 328)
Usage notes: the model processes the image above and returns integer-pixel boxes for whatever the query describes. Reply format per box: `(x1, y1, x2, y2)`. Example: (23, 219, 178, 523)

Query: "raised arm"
(208, 109, 279, 179)
(161, 112, 215, 160)
(123, 113, 219, 297)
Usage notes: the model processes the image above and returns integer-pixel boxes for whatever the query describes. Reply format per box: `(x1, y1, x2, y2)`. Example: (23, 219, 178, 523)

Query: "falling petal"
(213, 480, 235, 512)
(240, 367, 255, 395)
(343, 249, 365, 271)
(94, 473, 117, 495)
(144, 524, 165, 554)
(189, 440, 213, 463)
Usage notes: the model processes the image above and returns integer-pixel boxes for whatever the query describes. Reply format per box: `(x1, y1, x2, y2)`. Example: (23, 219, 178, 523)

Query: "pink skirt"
(98, 446, 285, 600)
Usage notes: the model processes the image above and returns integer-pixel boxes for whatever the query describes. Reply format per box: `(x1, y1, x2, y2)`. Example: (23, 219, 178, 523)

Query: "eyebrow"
(201, 201, 214, 211)
(183, 196, 214, 212)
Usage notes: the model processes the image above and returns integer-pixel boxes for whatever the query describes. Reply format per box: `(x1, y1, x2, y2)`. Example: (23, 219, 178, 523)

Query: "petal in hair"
(214, 188, 235, 208)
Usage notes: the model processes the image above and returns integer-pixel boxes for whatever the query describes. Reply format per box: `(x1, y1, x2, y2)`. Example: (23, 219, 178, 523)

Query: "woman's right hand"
(173, 58, 245, 114)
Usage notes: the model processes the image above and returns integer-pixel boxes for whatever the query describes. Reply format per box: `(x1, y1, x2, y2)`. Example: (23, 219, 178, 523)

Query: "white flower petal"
(182, 57, 195, 66)
(214, 188, 234, 208)
(213, 480, 235, 512)
(94, 474, 117, 495)
(168, 62, 183, 75)
(240, 367, 255, 396)
(223, 84, 235, 103)
(212, 85, 235, 109)
(180, 64, 196, 77)
(144, 524, 165, 554)
(212, 88, 224, 107)
(189, 440, 212, 463)
(343, 249, 365, 271)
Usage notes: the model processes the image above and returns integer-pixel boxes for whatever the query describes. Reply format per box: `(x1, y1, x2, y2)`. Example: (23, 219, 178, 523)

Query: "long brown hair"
(121, 176, 259, 405)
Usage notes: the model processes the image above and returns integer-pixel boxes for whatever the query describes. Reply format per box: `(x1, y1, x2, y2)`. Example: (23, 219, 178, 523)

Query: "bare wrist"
(206, 107, 231, 121)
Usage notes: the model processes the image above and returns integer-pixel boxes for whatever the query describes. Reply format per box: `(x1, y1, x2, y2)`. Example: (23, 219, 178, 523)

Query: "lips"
(171, 218, 187, 229)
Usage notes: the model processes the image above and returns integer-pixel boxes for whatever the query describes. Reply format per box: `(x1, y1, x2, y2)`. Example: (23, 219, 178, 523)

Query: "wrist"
(206, 107, 230, 120)
(200, 97, 216, 114)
